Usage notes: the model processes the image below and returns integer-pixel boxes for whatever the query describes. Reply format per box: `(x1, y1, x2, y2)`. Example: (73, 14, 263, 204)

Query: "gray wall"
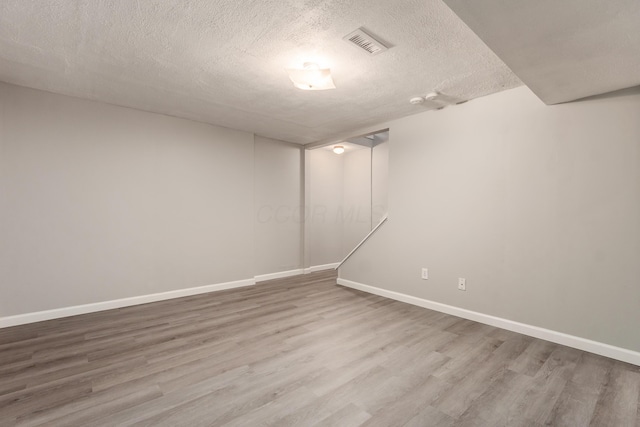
(342, 148, 372, 256)
(306, 146, 380, 267)
(306, 149, 344, 267)
(254, 136, 303, 275)
(0, 82, 300, 317)
(340, 86, 640, 352)
(372, 140, 389, 225)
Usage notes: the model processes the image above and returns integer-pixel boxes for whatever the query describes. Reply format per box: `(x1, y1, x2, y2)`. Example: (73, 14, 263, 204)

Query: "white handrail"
(335, 215, 388, 270)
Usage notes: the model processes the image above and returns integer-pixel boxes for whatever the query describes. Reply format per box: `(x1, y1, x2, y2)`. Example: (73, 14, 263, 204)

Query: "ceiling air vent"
(343, 28, 388, 55)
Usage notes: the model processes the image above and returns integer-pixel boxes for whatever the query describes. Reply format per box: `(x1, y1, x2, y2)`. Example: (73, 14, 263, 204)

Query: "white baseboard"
(304, 263, 339, 273)
(0, 278, 256, 328)
(337, 278, 640, 367)
(255, 269, 305, 282)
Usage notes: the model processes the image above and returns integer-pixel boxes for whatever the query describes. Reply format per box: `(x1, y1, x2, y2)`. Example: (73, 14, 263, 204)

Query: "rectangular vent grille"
(343, 28, 388, 55)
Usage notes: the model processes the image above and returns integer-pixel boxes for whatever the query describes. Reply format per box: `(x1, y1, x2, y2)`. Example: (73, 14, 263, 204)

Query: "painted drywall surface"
(254, 136, 303, 275)
(0, 82, 255, 316)
(341, 86, 640, 352)
(306, 145, 383, 266)
(307, 149, 344, 266)
(342, 148, 372, 256)
(372, 141, 389, 225)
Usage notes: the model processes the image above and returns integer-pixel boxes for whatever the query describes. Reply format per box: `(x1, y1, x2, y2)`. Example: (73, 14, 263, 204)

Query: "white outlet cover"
(458, 278, 466, 291)
(421, 268, 429, 280)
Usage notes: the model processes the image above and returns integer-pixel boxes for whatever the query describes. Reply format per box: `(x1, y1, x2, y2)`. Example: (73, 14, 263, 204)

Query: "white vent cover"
(343, 28, 388, 55)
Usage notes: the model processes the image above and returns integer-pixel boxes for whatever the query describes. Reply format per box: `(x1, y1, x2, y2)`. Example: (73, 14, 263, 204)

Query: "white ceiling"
(443, 0, 640, 105)
(0, 0, 521, 144)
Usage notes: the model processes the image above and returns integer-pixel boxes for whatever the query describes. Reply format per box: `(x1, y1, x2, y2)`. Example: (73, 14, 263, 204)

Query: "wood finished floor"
(1, 271, 639, 426)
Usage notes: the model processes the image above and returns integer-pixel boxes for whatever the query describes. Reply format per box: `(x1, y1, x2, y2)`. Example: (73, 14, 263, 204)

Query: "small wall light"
(333, 145, 345, 154)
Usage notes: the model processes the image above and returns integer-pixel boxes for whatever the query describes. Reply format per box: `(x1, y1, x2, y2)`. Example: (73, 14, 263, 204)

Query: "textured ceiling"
(0, 0, 521, 144)
(443, 0, 640, 105)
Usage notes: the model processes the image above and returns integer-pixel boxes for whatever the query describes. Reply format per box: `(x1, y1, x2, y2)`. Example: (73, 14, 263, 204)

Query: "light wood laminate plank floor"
(1, 271, 639, 426)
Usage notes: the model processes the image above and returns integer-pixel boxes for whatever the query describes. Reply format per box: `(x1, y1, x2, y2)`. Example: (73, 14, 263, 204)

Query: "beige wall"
(340, 86, 640, 352)
(254, 136, 303, 275)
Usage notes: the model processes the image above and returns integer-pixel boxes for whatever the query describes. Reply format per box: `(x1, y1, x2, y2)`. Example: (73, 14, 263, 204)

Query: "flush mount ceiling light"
(333, 145, 345, 154)
(286, 62, 336, 91)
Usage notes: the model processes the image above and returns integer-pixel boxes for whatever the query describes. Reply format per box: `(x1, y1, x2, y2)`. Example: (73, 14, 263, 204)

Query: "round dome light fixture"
(409, 97, 424, 105)
(286, 62, 336, 91)
(333, 145, 345, 154)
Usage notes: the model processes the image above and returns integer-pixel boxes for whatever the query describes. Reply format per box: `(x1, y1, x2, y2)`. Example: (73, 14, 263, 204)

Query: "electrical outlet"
(458, 278, 466, 291)
(421, 268, 428, 280)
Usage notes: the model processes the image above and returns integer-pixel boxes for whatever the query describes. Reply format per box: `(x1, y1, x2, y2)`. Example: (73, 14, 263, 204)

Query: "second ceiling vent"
(343, 28, 388, 55)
